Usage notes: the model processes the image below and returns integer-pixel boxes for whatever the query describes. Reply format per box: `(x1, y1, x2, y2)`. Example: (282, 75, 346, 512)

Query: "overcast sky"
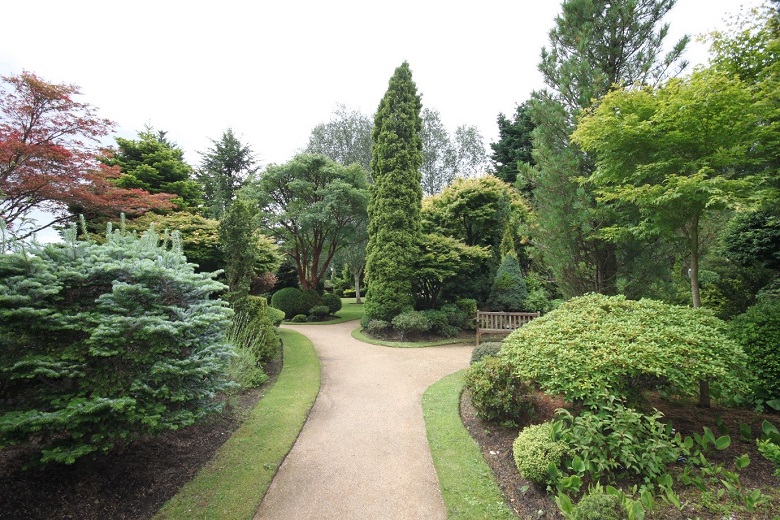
(1, 0, 762, 172)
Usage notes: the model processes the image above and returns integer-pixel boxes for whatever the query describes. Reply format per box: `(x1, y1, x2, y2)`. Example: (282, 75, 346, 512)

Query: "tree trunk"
(354, 272, 362, 304)
(689, 215, 710, 408)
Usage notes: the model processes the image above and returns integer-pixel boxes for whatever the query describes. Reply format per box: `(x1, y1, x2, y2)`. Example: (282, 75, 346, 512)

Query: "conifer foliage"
(487, 254, 528, 311)
(365, 62, 423, 321)
(0, 223, 234, 464)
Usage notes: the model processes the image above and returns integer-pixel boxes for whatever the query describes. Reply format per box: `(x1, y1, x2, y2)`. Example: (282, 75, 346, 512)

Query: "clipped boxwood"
(502, 294, 749, 403)
(574, 491, 624, 520)
(271, 287, 304, 318)
(391, 310, 430, 339)
(321, 293, 343, 315)
(464, 356, 531, 424)
(512, 422, 568, 484)
(299, 290, 324, 316)
(291, 314, 308, 323)
(308, 305, 330, 320)
(266, 306, 285, 326)
(729, 299, 780, 405)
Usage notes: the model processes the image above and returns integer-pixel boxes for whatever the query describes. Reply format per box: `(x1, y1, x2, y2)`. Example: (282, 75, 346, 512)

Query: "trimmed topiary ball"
(321, 293, 343, 315)
(512, 422, 568, 484)
(271, 287, 304, 319)
(299, 290, 325, 316)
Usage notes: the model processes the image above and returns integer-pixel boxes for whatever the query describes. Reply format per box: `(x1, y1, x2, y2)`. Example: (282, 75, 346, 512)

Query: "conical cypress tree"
(487, 254, 528, 311)
(364, 62, 423, 321)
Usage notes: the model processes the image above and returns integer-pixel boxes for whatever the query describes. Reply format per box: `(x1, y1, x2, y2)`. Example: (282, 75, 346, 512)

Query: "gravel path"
(254, 321, 473, 519)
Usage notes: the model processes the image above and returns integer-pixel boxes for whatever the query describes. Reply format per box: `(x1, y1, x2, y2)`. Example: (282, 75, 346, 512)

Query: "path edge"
(422, 370, 517, 519)
(154, 328, 321, 519)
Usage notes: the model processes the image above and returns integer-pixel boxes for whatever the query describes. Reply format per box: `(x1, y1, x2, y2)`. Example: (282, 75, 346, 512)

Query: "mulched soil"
(460, 389, 780, 519)
(0, 353, 282, 520)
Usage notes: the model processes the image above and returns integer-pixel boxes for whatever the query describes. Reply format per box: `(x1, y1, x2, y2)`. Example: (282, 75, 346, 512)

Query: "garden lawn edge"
(352, 327, 469, 348)
(423, 370, 516, 519)
(154, 328, 321, 520)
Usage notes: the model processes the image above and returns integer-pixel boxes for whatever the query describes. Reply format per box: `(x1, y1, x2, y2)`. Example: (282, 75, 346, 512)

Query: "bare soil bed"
(461, 389, 780, 519)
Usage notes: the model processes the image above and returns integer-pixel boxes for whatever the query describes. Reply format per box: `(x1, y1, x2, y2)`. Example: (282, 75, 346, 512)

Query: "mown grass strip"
(352, 327, 469, 348)
(423, 370, 516, 519)
(155, 329, 320, 520)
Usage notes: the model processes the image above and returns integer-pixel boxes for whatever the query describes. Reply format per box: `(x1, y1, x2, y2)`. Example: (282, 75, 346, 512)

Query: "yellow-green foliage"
(502, 294, 749, 402)
(512, 422, 568, 484)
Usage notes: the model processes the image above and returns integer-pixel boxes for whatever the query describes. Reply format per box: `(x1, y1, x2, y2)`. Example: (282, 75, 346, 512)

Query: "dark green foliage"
(420, 309, 459, 337)
(244, 153, 368, 291)
(0, 225, 233, 464)
(464, 357, 531, 425)
(722, 207, 780, 271)
(440, 303, 467, 329)
(299, 290, 325, 315)
(391, 311, 430, 339)
(321, 293, 343, 314)
(218, 199, 279, 299)
(363, 319, 391, 337)
(487, 254, 528, 311)
(103, 127, 201, 208)
(470, 342, 503, 364)
(308, 305, 330, 320)
(490, 101, 536, 186)
(365, 62, 423, 321)
(270, 287, 304, 318)
(196, 128, 258, 219)
(456, 298, 478, 330)
(231, 296, 279, 364)
(729, 299, 780, 404)
(573, 491, 624, 520)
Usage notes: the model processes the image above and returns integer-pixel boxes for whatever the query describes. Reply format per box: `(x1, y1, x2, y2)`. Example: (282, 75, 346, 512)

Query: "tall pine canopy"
(364, 62, 423, 321)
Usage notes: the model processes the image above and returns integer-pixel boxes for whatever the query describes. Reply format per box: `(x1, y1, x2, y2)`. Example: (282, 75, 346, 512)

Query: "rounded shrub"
(574, 491, 624, 520)
(440, 303, 467, 328)
(271, 287, 303, 319)
(291, 314, 308, 323)
(456, 298, 478, 330)
(364, 319, 391, 338)
(299, 290, 325, 315)
(266, 306, 285, 326)
(422, 309, 459, 337)
(391, 310, 430, 339)
(464, 356, 531, 424)
(512, 422, 568, 484)
(231, 296, 279, 363)
(729, 299, 780, 405)
(470, 342, 503, 364)
(502, 294, 749, 403)
(321, 293, 343, 315)
(309, 305, 330, 320)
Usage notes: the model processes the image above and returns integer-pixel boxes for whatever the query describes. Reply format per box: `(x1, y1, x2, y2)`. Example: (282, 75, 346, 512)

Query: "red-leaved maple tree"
(0, 71, 174, 239)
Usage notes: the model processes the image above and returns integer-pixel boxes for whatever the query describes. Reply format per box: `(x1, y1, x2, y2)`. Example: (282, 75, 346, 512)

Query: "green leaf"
(735, 453, 750, 470)
(714, 435, 732, 450)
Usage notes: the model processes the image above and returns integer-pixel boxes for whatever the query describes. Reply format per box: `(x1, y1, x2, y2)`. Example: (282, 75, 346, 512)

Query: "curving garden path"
(254, 321, 473, 519)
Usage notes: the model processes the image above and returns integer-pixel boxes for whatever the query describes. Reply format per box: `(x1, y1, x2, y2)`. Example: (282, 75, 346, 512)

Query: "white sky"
(1, 0, 762, 170)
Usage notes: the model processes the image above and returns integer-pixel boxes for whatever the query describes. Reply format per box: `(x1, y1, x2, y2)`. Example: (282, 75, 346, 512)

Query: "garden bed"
(461, 389, 780, 518)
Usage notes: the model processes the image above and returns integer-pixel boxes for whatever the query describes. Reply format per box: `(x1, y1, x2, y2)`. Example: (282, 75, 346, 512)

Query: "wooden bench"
(476, 311, 540, 345)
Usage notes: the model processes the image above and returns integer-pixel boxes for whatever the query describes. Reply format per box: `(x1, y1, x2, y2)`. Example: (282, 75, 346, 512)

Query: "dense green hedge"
(729, 299, 780, 405)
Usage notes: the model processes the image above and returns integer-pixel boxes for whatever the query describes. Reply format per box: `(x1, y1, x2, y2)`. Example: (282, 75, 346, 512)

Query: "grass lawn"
(280, 297, 365, 325)
(154, 329, 320, 519)
(423, 370, 516, 519)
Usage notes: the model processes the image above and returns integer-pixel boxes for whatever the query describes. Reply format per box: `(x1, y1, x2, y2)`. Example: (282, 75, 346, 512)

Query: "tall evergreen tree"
(364, 62, 423, 321)
(196, 128, 259, 219)
(526, 0, 688, 298)
(490, 101, 536, 187)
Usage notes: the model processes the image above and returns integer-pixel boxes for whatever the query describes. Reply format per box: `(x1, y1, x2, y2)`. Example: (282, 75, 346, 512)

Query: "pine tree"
(364, 62, 423, 321)
(528, 0, 688, 297)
